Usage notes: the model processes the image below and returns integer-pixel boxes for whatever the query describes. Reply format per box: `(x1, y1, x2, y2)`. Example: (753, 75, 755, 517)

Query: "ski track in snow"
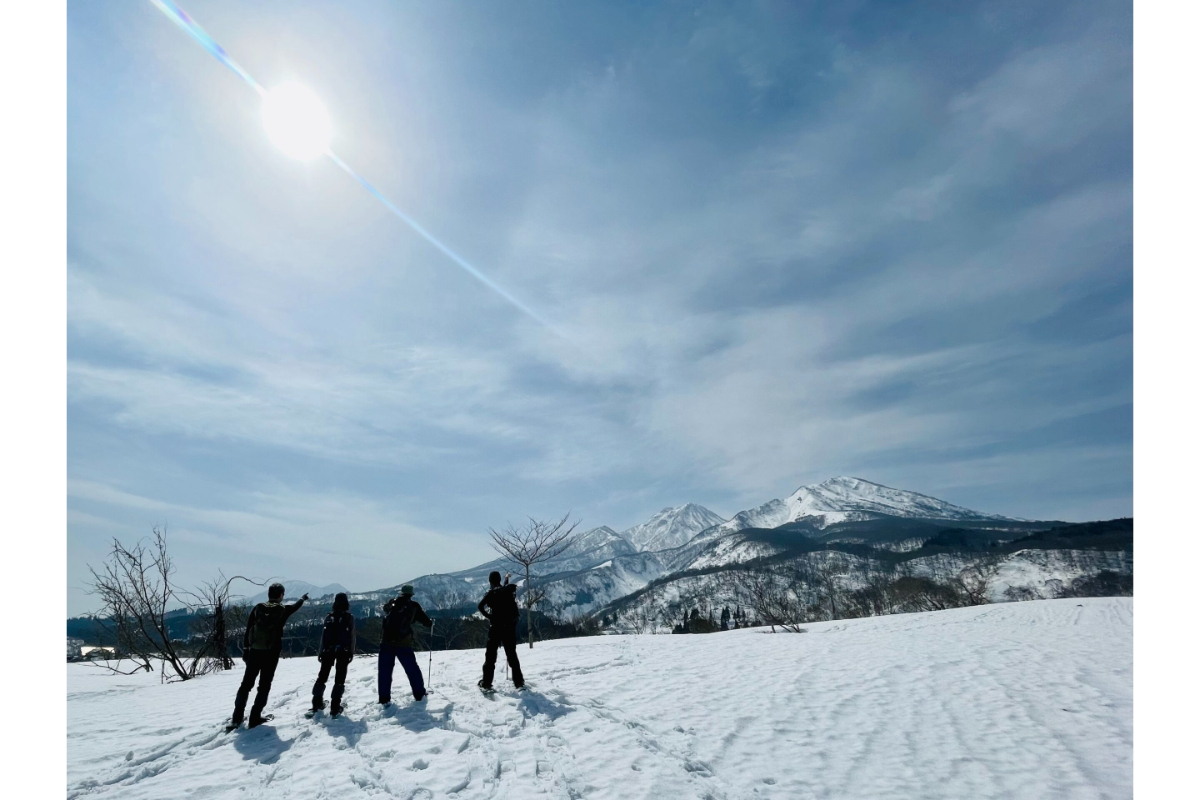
(67, 598, 1131, 799)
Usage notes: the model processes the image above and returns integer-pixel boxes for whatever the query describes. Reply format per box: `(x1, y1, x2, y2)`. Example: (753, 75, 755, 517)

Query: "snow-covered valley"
(67, 598, 1132, 800)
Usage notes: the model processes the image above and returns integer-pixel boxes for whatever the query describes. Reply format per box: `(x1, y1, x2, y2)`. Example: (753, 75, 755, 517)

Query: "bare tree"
(812, 558, 848, 621)
(183, 572, 261, 674)
(87, 528, 193, 681)
(488, 514, 580, 648)
(87, 529, 265, 682)
(856, 570, 893, 616)
(1003, 585, 1043, 602)
(953, 558, 999, 606)
(888, 576, 967, 613)
(723, 567, 807, 633)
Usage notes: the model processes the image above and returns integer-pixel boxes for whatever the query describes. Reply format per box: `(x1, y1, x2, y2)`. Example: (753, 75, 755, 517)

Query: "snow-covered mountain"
(621, 504, 726, 552)
(368, 477, 1028, 617)
(559, 526, 636, 561)
(708, 476, 1010, 537)
(245, 581, 348, 605)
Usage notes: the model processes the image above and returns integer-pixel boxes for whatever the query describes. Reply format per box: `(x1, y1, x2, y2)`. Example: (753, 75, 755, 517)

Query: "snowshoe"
(247, 714, 274, 729)
(330, 703, 343, 718)
(224, 720, 242, 734)
(478, 679, 495, 694)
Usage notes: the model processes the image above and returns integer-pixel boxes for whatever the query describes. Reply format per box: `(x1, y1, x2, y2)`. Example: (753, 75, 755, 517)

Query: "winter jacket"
(380, 596, 432, 648)
(243, 598, 305, 653)
(319, 611, 356, 662)
(478, 583, 520, 628)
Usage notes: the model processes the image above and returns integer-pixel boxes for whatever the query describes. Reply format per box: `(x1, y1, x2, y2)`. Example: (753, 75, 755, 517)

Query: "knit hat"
(489, 571, 502, 586)
(400, 584, 414, 596)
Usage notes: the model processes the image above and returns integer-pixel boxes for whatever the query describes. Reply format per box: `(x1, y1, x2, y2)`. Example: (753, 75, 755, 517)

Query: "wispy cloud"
(67, 0, 1131, 613)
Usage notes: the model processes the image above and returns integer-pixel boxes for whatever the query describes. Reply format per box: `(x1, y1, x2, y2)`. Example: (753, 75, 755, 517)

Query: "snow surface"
(67, 598, 1130, 800)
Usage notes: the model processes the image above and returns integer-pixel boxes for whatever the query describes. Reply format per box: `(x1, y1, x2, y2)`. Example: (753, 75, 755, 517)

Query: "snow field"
(67, 598, 1131, 799)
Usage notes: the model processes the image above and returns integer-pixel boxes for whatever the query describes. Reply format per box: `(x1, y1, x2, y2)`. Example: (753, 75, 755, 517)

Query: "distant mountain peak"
(784, 476, 1004, 525)
(622, 504, 727, 552)
(706, 476, 1009, 537)
(244, 580, 349, 605)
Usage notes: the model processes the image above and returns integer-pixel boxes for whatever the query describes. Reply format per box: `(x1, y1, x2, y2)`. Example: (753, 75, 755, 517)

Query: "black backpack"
(247, 602, 289, 651)
(321, 612, 354, 655)
(382, 599, 416, 643)
(489, 586, 520, 625)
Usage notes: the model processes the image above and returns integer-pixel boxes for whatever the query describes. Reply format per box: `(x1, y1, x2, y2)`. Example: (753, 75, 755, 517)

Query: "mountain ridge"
(621, 503, 727, 552)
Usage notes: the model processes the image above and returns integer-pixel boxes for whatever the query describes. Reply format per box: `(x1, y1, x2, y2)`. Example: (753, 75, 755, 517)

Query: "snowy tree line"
(597, 546, 1132, 635)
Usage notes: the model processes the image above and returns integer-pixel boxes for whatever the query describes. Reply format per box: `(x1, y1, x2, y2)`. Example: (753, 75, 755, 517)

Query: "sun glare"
(262, 82, 332, 161)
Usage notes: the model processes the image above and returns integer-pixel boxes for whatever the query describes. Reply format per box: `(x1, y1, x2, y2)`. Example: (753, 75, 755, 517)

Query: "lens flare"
(147, 0, 556, 333)
(262, 83, 333, 160)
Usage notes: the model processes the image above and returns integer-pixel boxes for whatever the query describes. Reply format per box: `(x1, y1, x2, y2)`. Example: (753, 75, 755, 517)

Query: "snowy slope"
(707, 476, 1011, 537)
(67, 598, 1132, 800)
(621, 504, 726, 552)
(553, 526, 638, 566)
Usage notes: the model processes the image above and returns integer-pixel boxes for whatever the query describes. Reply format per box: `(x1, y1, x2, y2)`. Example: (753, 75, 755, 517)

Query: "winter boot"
(312, 697, 326, 713)
(331, 701, 343, 718)
(378, 695, 390, 706)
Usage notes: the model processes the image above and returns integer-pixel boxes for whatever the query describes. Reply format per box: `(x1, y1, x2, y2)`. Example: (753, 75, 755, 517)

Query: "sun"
(262, 82, 332, 161)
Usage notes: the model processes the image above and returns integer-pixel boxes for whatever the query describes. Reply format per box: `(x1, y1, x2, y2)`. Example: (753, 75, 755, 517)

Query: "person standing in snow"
(311, 592, 355, 717)
(477, 571, 524, 691)
(377, 585, 433, 704)
(230, 583, 307, 729)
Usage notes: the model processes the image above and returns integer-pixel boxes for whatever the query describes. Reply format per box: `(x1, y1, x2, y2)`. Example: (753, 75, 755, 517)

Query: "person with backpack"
(311, 592, 355, 717)
(229, 583, 307, 729)
(477, 571, 524, 691)
(378, 584, 433, 704)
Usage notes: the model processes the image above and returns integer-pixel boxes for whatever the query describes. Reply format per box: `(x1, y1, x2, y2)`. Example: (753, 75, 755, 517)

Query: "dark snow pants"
(482, 625, 524, 688)
(232, 649, 280, 724)
(378, 644, 425, 701)
(312, 654, 351, 707)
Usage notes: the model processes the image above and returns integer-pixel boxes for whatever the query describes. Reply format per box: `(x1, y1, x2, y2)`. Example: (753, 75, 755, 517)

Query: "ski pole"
(427, 620, 435, 689)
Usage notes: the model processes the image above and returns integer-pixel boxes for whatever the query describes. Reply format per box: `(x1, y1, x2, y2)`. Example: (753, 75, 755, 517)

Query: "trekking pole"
(427, 620, 435, 689)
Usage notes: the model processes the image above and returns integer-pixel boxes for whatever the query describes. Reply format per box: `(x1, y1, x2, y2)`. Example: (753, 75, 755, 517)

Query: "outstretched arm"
(284, 593, 309, 620)
(415, 603, 433, 628)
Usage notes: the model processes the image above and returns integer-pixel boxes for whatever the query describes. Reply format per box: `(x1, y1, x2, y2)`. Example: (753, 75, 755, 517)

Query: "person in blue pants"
(378, 584, 433, 704)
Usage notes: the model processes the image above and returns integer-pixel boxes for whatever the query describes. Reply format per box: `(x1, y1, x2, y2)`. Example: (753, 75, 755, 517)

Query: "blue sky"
(67, 0, 1131, 615)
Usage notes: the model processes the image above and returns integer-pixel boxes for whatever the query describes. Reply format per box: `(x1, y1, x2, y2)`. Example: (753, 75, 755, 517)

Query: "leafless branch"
(487, 513, 580, 648)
